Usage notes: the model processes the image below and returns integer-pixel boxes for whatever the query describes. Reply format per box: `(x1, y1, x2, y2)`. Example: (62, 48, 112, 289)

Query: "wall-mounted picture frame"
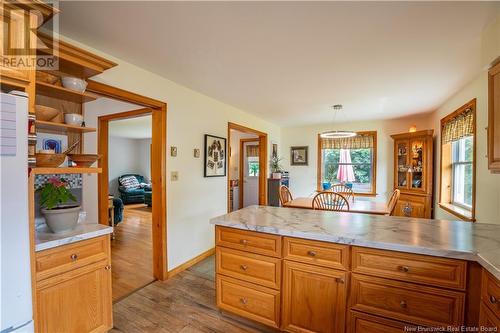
(272, 143, 278, 158)
(204, 134, 226, 177)
(290, 146, 308, 166)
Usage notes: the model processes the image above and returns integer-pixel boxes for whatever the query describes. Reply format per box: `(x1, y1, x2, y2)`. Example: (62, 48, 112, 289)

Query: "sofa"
(118, 174, 152, 204)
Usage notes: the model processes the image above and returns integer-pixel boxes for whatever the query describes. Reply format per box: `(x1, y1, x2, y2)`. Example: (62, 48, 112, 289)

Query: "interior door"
(243, 141, 259, 207)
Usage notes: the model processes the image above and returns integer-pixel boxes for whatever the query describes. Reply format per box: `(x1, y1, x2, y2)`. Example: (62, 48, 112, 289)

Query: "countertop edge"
(35, 225, 113, 252)
(210, 219, 500, 280)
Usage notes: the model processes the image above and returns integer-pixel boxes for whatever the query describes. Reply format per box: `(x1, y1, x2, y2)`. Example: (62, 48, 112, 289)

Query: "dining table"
(283, 195, 389, 215)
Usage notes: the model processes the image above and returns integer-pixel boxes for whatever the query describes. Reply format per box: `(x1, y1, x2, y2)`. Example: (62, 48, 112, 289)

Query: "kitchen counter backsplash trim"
(210, 206, 500, 279)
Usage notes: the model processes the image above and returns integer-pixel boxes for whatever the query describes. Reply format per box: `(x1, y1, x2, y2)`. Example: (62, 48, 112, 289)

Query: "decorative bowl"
(61, 77, 87, 93)
(67, 154, 101, 167)
(35, 105, 60, 121)
(36, 153, 66, 167)
(64, 113, 84, 126)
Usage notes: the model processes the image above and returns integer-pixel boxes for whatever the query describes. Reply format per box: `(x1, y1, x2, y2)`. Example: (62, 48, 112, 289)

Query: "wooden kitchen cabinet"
(488, 61, 500, 172)
(35, 236, 113, 333)
(391, 130, 434, 218)
(281, 260, 347, 333)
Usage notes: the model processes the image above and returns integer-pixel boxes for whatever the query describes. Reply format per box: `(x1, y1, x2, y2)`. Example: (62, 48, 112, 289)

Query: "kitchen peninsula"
(210, 206, 500, 332)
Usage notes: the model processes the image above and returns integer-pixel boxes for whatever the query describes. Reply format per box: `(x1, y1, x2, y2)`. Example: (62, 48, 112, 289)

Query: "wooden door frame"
(239, 138, 261, 209)
(227, 122, 268, 212)
(88, 80, 168, 281)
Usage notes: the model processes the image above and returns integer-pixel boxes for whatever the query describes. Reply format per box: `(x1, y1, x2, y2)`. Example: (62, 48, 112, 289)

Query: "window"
(248, 157, 259, 177)
(451, 137, 473, 208)
(318, 131, 377, 195)
(439, 99, 476, 221)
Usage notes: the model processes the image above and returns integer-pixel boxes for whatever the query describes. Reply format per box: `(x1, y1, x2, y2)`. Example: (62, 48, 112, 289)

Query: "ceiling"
(109, 115, 152, 139)
(57, 2, 500, 126)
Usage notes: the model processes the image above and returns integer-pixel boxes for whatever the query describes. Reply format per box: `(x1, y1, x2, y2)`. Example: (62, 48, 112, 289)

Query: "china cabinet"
(390, 130, 434, 218)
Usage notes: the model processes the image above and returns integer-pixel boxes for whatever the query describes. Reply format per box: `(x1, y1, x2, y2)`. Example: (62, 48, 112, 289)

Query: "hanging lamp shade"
(320, 105, 356, 139)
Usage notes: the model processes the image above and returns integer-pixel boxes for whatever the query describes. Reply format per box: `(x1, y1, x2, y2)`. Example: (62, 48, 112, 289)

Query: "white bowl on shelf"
(61, 77, 87, 93)
(64, 113, 84, 126)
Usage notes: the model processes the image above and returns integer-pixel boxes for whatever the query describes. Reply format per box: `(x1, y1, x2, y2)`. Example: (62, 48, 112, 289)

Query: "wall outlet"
(171, 171, 179, 181)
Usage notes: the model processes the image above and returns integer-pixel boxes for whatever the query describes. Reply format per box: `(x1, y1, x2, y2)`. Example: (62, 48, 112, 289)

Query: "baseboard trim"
(167, 247, 215, 278)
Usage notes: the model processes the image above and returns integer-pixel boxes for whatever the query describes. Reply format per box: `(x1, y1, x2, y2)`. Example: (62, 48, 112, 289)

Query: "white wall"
(64, 36, 281, 271)
(108, 136, 151, 197)
(136, 139, 152, 181)
(281, 114, 433, 199)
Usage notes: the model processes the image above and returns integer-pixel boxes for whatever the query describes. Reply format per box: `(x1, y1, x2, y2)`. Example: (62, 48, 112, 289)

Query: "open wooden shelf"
(36, 81, 98, 103)
(35, 120, 96, 134)
(32, 167, 102, 175)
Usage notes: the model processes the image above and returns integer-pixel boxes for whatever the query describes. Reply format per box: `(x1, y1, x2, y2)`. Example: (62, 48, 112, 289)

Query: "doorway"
(87, 81, 167, 291)
(107, 113, 153, 301)
(227, 122, 268, 212)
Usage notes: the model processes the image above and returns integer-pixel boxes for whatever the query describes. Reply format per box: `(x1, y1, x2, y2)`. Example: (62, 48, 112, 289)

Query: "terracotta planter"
(41, 205, 80, 233)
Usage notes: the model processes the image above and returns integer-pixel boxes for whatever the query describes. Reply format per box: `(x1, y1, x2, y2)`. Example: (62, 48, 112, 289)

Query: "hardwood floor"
(112, 203, 154, 302)
(112, 256, 278, 333)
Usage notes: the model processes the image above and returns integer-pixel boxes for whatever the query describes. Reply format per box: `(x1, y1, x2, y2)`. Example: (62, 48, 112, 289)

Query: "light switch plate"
(171, 171, 179, 181)
(170, 146, 177, 157)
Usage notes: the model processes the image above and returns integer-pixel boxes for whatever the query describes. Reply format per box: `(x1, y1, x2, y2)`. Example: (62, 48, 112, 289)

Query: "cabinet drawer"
(36, 236, 109, 281)
(351, 247, 466, 290)
(481, 270, 500, 317)
(216, 226, 281, 257)
(350, 273, 465, 327)
(216, 274, 280, 328)
(479, 301, 500, 330)
(348, 311, 415, 333)
(216, 247, 281, 290)
(283, 237, 349, 270)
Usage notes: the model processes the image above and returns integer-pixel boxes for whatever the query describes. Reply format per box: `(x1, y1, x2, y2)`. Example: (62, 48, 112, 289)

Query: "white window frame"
(450, 137, 473, 210)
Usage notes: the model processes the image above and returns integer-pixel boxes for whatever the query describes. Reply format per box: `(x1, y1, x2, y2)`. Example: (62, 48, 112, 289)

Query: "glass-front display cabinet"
(391, 130, 434, 218)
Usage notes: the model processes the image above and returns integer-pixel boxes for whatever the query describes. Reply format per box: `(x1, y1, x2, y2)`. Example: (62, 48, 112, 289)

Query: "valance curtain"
(442, 108, 474, 144)
(246, 145, 259, 157)
(321, 133, 374, 149)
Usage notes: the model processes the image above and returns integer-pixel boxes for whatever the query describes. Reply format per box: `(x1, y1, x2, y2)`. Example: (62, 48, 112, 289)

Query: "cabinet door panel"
(282, 260, 347, 333)
(37, 261, 112, 333)
(489, 63, 500, 171)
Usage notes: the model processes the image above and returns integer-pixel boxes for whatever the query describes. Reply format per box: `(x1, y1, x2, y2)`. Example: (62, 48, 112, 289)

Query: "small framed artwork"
(290, 146, 308, 166)
(204, 134, 226, 177)
(272, 143, 278, 158)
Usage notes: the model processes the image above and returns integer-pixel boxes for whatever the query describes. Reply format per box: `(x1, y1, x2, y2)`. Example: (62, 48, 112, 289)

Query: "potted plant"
(37, 177, 80, 233)
(270, 155, 284, 179)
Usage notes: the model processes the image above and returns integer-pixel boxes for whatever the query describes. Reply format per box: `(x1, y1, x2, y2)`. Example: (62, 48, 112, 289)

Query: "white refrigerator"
(0, 91, 34, 333)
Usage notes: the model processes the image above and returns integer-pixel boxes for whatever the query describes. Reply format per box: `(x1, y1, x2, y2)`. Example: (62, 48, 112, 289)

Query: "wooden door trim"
(92, 83, 168, 281)
(227, 122, 268, 212)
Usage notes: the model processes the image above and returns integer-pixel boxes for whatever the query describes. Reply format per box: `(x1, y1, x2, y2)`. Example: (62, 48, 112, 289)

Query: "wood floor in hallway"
(112, 203, 154, 302)
(111, 255, 278, 333)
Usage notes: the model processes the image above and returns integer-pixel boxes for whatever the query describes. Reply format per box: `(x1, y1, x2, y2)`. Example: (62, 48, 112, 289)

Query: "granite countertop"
(210, 205, 500, 279)
(35, 223, 113, 252)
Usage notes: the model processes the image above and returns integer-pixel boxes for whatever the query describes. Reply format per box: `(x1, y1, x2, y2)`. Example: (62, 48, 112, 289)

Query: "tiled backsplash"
(35, 174, 83, 189)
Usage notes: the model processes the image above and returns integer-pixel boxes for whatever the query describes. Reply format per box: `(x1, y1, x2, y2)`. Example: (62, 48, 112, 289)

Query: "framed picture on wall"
(204, 134, 227, 177)
(290, 146, 308, 166)
(272, 143, 278, 158)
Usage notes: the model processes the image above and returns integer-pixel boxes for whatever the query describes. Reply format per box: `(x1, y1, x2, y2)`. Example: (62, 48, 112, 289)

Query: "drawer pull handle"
(240, 264, 248, 271)
(400, 300, 407, 308)
(399, 266, 410, 273)
(307, 250, 317, 257)
(105, 265, 111, 271)
(335, 277, 345, 284)
(489, 295, 498, 304)
(240, 239, 248, 245)
(240, 298, 248, 305)
(70, 254, 78, 261)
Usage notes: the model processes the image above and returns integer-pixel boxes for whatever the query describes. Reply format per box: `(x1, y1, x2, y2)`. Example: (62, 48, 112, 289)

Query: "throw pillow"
(120, 176, 140, 189)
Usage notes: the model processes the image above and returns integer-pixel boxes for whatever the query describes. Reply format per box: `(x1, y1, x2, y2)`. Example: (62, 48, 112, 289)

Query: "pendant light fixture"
(320, 104, 357, 139)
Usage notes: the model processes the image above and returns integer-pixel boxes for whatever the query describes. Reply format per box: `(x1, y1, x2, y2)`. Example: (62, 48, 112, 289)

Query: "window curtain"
(320, 133, 374, 149)
(246, 145, 259, 157)
(442, 108, 474, 144)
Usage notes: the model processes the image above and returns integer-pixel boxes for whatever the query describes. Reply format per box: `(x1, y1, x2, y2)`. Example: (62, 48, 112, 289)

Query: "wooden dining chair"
(279, 185, 293, 206)
(330, 184, 354, 202)
(386, 189, 401, 216)
(312, 191, 350, 211)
